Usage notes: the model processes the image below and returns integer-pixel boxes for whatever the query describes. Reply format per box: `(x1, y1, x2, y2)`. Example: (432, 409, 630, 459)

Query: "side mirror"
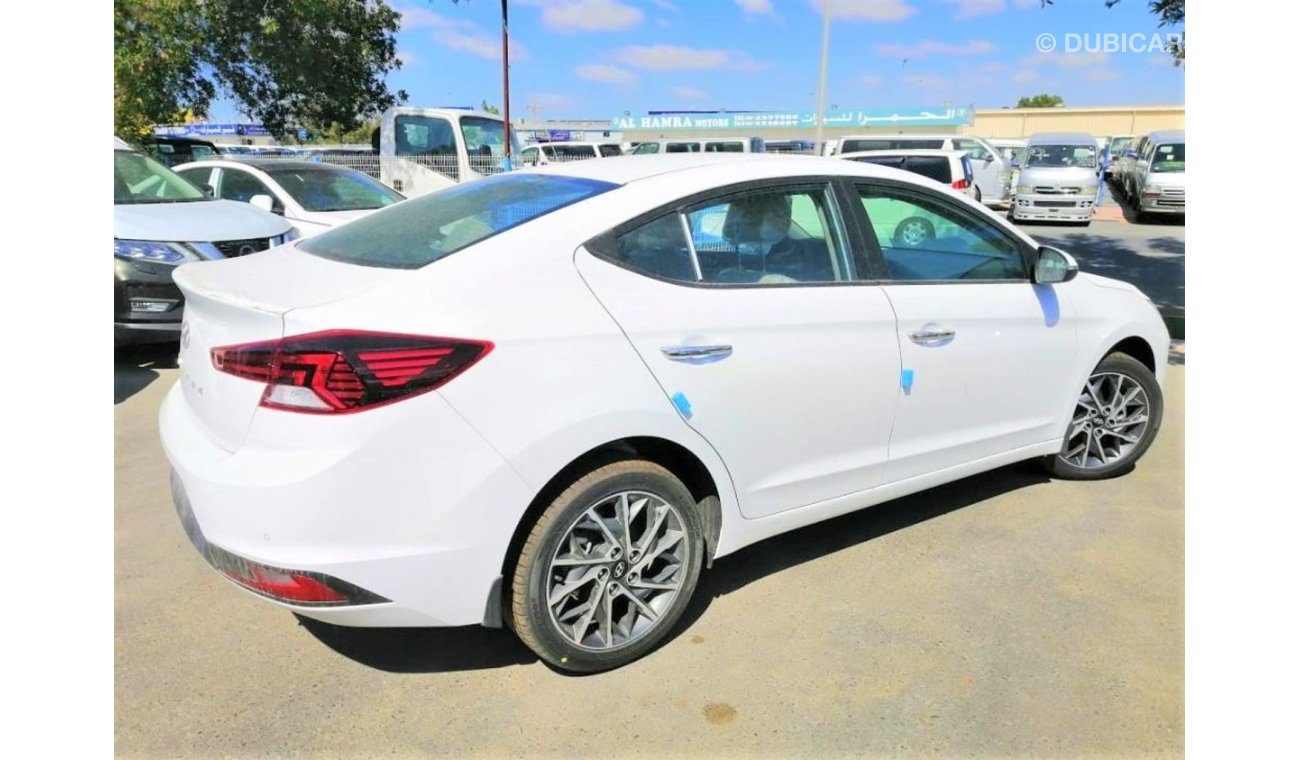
(199, 183, 215, 199)
(249, 194, 282, 215)
(1034, 246, 1079, 284)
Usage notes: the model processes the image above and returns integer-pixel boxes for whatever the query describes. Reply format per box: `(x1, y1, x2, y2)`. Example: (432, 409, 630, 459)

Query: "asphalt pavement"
(115, 340, 1184, 757)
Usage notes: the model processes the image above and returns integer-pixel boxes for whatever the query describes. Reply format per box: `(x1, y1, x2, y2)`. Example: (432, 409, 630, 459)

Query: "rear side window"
(599, 144, 623, 156)
(900, 156, 952, 184)
(666, 142, 700, 153)
(300, 173, 618, 269)
(842, 138, 944, 152)
(704, 142, 744, 152)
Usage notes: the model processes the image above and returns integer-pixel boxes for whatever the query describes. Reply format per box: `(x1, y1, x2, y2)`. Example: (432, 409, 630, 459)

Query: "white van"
(114, 136, 295, 345)
(629, 136, 765, 154)
(374, 107, 520, 197)
(836, 133, 1013, 208)
(518, 141, 622, 166)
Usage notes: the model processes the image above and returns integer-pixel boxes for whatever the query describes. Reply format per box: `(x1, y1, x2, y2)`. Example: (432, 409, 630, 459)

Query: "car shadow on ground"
(297, 462, 1051, 676)
(115, 343, 179, 404)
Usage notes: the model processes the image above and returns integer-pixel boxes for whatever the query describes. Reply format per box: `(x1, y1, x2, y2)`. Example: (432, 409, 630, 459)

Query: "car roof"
(1027, 132, 1097, 147)
(176, 158, 354, 172)
(638, 136, 755, 143)
(839, 133, 963, 141)
(520, 153, 927, 186)
(838, 149, 965, 159)
(1144, 129, 1185, 144)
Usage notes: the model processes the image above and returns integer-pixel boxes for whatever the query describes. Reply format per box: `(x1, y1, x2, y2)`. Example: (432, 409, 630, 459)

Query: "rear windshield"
(299, 173, 618, 269)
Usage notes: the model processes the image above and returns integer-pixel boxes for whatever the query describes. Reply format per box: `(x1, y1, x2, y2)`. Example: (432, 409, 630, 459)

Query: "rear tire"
(1044, 352, 1163, 480)
(509, 460, 705, 673)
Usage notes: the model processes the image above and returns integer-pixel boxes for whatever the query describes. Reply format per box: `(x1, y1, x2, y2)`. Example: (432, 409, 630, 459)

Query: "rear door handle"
(661, 344, 733, 363)
(909, 328, 955, 346)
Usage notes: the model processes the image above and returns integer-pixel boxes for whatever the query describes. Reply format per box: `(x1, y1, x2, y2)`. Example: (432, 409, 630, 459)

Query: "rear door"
(952, 138, 1006, 203)
(576, 179, 901, 519)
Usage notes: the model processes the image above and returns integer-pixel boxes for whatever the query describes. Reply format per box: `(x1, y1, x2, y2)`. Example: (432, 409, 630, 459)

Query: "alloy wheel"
(1061, 371, 1151, 469)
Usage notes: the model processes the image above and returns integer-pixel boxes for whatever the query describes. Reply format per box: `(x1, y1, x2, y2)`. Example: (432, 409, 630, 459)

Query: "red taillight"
(211, 330, 493, 414)
(952, 178, 970, 190)
(221, 566, 349, 603)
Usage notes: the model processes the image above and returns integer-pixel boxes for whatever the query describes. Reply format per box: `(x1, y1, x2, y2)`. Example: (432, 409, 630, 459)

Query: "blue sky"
(212, 0, 1185, 123)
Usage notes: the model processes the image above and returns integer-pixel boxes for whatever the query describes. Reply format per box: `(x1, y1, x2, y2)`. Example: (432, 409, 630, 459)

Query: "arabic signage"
(610, 106, 972, 131)
(152, 123, 272, 137)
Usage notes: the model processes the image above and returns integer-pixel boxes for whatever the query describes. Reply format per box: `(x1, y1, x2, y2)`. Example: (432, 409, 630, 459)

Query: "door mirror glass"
(1035, 246, 1078, 284)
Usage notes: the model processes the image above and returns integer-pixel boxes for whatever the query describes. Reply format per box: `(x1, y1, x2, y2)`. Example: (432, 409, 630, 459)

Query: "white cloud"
(1012, 70, 1039, 84)
(576, 63, 638, 83)
(617, 45, 727, 70)
(518, 0, 644, 33)
(656, 18, 672, 28)
(1086, 68, 1123, 82)
(815, 0, 917, 22)
(670, 86, 710, 101)
(396, 49, 420, 67)
(652, 0, 680, 10)
(737, 0, 777, 16)
(434, 28, 530, 63)
(397, 5, 464, 32)
(1024, 51, 1111, 67)
(875, 39, 996, 58)
(861, 74, 886, 87)
(943, 0, 1005, 19)
(1012, 0, 1040, 7)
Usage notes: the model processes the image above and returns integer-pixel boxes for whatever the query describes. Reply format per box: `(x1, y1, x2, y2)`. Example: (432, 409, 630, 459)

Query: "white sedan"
(174, 158, 405, 238)
(161, 154, 1169, 673)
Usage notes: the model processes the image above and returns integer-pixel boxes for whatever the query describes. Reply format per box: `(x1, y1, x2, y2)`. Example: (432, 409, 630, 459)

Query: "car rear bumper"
(159, 380, 536, 627)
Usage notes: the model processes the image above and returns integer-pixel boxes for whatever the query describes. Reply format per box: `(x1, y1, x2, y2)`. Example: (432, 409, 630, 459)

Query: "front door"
(577, 180, 901, 519)
(850, 180, 1078, 483)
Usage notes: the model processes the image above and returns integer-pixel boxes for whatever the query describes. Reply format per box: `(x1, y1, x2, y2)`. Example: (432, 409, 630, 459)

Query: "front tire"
(509, 460, 705, 673)
(1045, 352, 1163, 480)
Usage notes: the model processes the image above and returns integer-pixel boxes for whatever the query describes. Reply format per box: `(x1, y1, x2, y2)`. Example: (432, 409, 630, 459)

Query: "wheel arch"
(498, 435, 727, 608)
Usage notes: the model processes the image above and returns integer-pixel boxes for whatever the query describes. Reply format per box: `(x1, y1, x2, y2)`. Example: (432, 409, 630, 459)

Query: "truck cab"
(374, 107, 520, 197)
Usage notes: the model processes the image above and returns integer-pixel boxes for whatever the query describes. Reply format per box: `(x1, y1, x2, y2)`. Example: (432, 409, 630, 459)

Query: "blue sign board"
(547, 130, 572, 141)
(610, 106, 973, 131)
(152, 123, 272, 138)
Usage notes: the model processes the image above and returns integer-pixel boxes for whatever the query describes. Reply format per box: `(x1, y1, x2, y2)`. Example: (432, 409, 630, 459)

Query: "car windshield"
(299, 173, 618, 269)
(114, 150, 209, 204)
(264, 166, 404, 212)
(1150, 142, 1185, 173)
(461, 116, 522, 158)
(1025, 144, 1097, 169)
(1109, 136, 1134, 153)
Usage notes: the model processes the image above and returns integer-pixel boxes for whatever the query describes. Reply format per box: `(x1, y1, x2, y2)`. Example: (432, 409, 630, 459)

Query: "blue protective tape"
(670, 392, 693, 419)
(900, 369, 915, 392)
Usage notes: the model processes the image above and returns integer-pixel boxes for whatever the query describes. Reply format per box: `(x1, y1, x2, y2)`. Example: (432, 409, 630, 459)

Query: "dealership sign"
(152, 123, 272, 137)
(610, 106, 973, 131)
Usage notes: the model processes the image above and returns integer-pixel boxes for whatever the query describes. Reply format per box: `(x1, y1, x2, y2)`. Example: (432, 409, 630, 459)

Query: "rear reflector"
(222, 566, 349, 604)
(212, 330, 492, 414)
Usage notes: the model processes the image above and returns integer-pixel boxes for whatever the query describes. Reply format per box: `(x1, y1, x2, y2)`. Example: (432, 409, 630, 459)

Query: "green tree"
(1017, 93, 1065, 108)
(115, 0, 407, 138)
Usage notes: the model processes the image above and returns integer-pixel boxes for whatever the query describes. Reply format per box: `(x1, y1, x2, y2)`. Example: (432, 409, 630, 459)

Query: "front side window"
(460, 116, 520, 159)
(265, 167, 403, 212)
(300, 173, 617, 269)
(113, 150, 208, 205)
(219, 169, 274, 204)
(610, 186, 848, 285)
(599, 144, 623, 157)
(953, 139, 993, 162)
(857, 184, 1026, 282)
(631, 143, 659, 154)
(519, 147, 540, 165)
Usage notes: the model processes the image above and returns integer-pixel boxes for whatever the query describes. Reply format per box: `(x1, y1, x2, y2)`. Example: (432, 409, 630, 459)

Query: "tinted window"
(856, 184, 1025, 281)
(550, 145, 597, 159)
(848, 156, 906, 170)
(300, 173, 617, 269)
(219, 169, 274, 203)
(611, 187, 847, 285)
(901, 156, 952, 184)
(264, 166, 404, 211)
(704, 142, 744, 152)
(1150, 142, 1185, 172)
(174, 167, 212, 190)
(114, 151, 208, 204)
(599, 144, 623, 156)
(842, 138, 944, 152)
(666, 142, 701, 153)
(394, 115, 455, 156)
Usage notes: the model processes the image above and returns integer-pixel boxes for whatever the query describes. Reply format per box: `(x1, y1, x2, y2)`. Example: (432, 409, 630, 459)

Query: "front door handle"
(661, 344, 733, 363)
(909, 328, 955, 346)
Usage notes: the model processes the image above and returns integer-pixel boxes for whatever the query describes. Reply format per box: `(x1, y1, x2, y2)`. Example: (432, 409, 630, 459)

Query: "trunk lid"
(172, 246, 405, 451)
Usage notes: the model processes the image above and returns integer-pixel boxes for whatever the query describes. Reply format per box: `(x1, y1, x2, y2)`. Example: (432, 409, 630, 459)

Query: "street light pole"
(501, 0, 513, 168)
(813, 0, 832, 150)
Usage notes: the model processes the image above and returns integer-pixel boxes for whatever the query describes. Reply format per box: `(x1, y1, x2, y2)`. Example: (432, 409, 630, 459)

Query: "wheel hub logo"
(612, 560, 627, 579)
